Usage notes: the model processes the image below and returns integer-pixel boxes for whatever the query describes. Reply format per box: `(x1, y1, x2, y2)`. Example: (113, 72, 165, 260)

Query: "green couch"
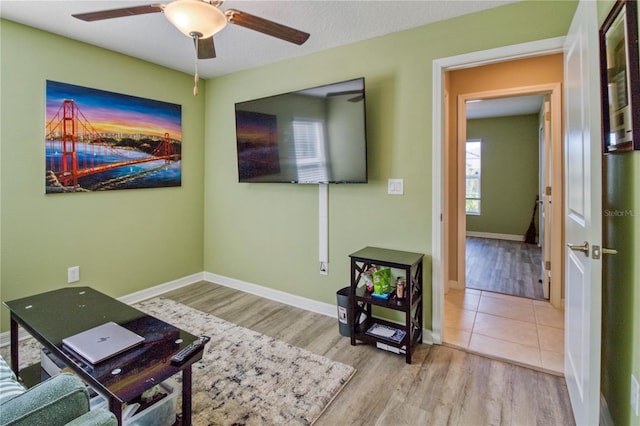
(0, 354, 116, 426)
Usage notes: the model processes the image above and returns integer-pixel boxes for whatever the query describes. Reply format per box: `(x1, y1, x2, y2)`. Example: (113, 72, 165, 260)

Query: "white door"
(563, 1, 602, 425)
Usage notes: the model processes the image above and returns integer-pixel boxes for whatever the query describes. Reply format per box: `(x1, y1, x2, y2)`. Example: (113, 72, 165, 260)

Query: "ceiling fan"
(72, 0, 310, 95)
(327, 90, 364, 103)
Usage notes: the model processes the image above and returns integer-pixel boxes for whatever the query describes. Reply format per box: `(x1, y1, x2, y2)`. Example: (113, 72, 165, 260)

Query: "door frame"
(431, 36, 565, 343)
(456, 84, 563, 307)
(540, 96, 552, 299)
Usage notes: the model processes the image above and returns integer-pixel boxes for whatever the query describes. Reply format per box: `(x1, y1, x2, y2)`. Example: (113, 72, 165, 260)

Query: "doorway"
(463, 94, 547, 300)
(453, 83, 563, 307)
(436, 54, 566, 374)
(444, 87, 565, 374)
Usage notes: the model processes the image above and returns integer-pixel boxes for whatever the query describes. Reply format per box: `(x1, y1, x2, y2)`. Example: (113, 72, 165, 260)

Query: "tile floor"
(443, 288, 565, 375)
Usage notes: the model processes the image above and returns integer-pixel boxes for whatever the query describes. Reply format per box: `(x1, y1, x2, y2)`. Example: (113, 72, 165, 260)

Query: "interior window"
(466, 139, 481, 215)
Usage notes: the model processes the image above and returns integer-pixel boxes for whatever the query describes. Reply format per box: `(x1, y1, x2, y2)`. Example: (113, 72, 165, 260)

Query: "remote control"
(171, 336, 210, 365)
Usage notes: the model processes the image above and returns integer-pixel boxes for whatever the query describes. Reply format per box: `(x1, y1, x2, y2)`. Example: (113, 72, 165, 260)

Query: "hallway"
(443, 288, 564, 375)
(465, 237, 545, 299)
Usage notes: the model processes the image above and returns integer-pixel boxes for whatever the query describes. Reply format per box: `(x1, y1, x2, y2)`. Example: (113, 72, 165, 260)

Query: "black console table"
(4, 287, 204, 425)
(349, 247, 423, 364)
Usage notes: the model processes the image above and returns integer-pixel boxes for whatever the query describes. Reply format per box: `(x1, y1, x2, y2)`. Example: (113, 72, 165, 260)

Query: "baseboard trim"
(1, 271, 435, 349)
(466, 231, 524, 242)
(117, 272, 205, 305)
(204, 272, 338, 318)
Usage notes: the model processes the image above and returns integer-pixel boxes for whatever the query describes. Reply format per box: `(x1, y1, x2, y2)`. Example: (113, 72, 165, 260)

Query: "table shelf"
(349, 247, 423, 364)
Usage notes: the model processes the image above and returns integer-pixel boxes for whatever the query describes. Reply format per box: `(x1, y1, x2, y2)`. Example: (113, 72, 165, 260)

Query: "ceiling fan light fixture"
(164, 0, 227, 39)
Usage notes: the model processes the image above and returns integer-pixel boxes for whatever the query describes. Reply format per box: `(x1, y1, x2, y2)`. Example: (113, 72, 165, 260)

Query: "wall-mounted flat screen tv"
(234, 77, 367, 183)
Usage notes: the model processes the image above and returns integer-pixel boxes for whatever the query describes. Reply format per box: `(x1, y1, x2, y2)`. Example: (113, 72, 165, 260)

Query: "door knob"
(588, 245, 618, 259)
(567, 241, 589, 255)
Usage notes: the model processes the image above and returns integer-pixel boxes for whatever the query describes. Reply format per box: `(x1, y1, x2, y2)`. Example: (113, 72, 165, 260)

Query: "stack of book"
(365, 323, 406, 343)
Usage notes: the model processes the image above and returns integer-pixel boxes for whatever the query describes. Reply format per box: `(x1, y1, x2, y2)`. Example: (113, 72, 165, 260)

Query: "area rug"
(1, 297, 356, 425)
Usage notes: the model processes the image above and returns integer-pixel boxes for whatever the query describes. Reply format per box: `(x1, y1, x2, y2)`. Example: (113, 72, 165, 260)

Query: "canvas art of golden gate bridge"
(45, 80, 182, 193)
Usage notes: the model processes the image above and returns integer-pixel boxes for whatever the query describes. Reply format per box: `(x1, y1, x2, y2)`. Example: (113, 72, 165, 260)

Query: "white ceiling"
(1, 0, 520, 79)
(466, 94, 545, 119)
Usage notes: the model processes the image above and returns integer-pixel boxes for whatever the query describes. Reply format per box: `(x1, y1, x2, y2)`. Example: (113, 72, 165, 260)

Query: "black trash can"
(336, 287, 350, 337)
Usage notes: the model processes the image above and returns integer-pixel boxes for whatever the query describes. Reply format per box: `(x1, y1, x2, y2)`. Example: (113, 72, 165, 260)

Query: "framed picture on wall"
(45, 81, 182, 193)
(599, 0, 640, 152)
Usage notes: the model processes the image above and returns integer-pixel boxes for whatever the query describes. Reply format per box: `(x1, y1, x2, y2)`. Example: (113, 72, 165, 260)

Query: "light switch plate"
(388, 179, 404, 195)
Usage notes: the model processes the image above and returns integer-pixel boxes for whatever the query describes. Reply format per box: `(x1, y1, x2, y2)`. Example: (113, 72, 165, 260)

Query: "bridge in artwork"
(45, 99, 180, 189)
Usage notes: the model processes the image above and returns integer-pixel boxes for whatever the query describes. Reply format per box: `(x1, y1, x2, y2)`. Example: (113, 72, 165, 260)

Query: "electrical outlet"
(319, 261, 329, 275)
(632, 374, 639, 416)
(67, 266, 80, 283)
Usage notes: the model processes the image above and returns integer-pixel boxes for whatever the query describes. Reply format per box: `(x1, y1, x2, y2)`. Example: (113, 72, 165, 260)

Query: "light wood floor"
(161, 281, 575, 425)
(466, 237, 545, 300)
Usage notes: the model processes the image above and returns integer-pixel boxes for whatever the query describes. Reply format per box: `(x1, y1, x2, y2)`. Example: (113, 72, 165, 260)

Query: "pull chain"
(193, 35, 200, 96)
(194, 62, 199, 97)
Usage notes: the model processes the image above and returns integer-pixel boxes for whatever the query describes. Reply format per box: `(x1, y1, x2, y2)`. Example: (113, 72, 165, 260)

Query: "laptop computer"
(62, 321, 144, 364)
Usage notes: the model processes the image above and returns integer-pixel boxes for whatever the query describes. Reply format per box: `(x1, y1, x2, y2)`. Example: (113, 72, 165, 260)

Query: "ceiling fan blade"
(225, 9, 309, 45)
(72, 5, 163, 22)
(196, 36, 216, 59)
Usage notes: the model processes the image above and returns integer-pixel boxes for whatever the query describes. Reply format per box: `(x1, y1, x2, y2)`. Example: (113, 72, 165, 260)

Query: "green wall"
(634, 153, 640, 426)
(202, 0, 577, 330)
(602, 152, 638, 426)
(466, 114, 539, 236)
(0, 20, 205, 329)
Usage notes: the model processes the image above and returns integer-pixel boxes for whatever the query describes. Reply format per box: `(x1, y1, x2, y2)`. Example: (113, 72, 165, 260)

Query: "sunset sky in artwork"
(46, 81, 182, 140)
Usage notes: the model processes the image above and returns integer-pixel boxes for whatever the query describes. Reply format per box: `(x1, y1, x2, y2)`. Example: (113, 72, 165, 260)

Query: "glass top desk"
(4, 287, 204, 425)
